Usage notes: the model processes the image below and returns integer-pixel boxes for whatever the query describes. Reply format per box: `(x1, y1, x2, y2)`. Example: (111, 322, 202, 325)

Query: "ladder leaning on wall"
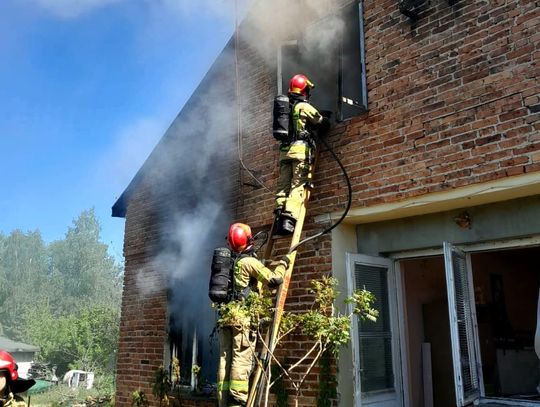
(246, 156, 317, 407)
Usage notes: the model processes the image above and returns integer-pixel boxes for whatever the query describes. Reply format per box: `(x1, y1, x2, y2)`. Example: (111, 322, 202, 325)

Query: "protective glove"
(318, 116, 331, 134)
(278, 254, 292, 268)
(320, 110, 332, 120)
(268, 276, 283, 289)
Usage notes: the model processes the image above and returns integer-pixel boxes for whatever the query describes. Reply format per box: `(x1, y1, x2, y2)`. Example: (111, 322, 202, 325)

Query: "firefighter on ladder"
(217, 223, 291, 407)
(0, 350, 35, 407)
(274, 74, 324, 236)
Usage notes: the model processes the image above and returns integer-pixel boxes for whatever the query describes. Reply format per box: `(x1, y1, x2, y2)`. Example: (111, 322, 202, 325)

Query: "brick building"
(112, 1, 540, 406)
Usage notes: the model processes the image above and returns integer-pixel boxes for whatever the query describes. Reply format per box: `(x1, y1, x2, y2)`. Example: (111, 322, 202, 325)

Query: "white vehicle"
(62, 370, 94, 390)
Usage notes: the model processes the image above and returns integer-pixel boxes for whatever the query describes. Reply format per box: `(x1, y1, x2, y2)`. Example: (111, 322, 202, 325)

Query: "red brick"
(115, 1, 540, 405)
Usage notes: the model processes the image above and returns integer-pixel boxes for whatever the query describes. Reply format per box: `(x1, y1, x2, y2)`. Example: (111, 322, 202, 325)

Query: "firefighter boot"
(274, 207, 292, 237)
(274, 210, 296, 237)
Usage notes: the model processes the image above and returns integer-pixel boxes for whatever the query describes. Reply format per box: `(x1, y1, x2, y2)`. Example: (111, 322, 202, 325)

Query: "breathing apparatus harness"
(273, 93, 315, 146)
(209, 242, 272, 305)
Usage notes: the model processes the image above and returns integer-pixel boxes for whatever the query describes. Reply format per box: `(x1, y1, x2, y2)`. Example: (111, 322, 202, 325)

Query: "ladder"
(246, 159, 316, 407)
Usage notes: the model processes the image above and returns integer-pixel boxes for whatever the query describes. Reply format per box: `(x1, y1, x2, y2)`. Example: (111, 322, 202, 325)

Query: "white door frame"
(389, 236, 540, 407)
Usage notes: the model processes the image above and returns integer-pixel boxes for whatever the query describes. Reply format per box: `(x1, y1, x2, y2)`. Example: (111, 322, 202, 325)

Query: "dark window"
(279, 1, 367, 121)
(340, 1, 368, 120)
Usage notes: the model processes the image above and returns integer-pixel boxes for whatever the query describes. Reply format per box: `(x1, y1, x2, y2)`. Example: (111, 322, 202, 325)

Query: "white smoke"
(135, 264, 165, 297)
(239, 0, 346, 67)
(95, 117, 166, 197)
(109, 0, 349, 378)
(149, 0, 349, 292)
(131, 63, 238, 345)
(155, 201, 224, 285)
(303, 14, 345, 59)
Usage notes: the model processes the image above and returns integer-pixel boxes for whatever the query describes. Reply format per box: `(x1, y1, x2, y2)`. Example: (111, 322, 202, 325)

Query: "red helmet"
(227, 223, 253, 253)
(0, 350, 18, 381)
(288, 74, 314, 97)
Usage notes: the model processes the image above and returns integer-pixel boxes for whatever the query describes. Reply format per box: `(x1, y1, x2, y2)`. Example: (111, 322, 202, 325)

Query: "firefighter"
(0, 350, 35, 407)
(274, 73, 324, 236)
(217, 223, 290, 407)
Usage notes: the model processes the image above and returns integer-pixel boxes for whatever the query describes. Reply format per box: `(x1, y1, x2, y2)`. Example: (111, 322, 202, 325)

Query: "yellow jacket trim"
(285, 143, 310, 155)
(217, 381, 230, 391)
(293, 101, 323, 133)
(229, 379, 249, 391)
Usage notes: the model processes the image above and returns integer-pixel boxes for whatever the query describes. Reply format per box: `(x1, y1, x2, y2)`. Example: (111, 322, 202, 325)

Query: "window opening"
(168, 315, 210, 390)
(401, 256, 456, 407)
(471, 248, 540, 402)
(278, 1, 368, 121)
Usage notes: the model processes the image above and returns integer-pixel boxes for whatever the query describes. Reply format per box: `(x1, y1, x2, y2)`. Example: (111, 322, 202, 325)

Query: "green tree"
(0, 229, 49, 339)
(0, 209, 123, 380)
(48, 209, 122, 314)
(68, 304, 121, 373)
(23, 302, 120, 375)
(21, 302, 73, 373)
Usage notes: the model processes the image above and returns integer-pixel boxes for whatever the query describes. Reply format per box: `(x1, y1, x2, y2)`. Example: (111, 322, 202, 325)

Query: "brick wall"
(232, 0, 540, 245)
(328, 0, 540, 209)
(116, 183, 168, 407)
(232, 1, 539, 405)
(115, 40, 238, 407)
(116, 0, 539, 406)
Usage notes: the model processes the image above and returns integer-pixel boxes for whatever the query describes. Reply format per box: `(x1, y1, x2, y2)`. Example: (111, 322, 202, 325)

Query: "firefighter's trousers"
(275, 141, 311, 220)
(218, 326, 257, 407)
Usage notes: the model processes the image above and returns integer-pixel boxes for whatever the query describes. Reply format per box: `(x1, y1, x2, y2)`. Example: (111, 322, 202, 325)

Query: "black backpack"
(272, 94, 298, 143)
(208, 247, 252, 304)
(208, 247, 234, 304)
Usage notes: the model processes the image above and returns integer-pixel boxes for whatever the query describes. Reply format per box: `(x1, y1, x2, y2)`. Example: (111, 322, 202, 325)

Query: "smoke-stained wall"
(114, 39, 239, 405)
(115, 0, 540, 405)
(114, 1, 354, 403)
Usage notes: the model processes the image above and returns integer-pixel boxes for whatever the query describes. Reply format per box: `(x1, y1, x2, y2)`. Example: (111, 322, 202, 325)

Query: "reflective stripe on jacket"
(279, 100, 322, 157)
(279, 140, 310, 155)
(292, 101, 323, 134)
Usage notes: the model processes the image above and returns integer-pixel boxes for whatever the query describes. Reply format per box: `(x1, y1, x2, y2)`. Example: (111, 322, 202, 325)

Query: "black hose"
(252, 230, 269, 252)
(288, 135, 352, 254)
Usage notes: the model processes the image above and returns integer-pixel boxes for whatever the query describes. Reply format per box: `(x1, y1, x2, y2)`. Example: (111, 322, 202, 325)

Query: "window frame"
(277, 40, 299, 95)
(346, 252, 403, 407)
(338, 0, 368, 120)
(276, 0, 368, 122)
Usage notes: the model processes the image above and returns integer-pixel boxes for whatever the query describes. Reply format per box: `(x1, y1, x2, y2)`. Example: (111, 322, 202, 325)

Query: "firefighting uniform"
(218, 256, 286, 407)
(275, 100, 323, 220)
(1, 392, 27, 407)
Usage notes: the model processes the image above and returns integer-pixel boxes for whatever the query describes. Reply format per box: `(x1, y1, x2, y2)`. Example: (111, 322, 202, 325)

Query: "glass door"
(443, 242, 481, 406)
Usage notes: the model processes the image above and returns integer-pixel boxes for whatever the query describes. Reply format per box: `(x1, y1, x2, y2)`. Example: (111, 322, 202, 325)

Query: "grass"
(27, 384, 113, 407)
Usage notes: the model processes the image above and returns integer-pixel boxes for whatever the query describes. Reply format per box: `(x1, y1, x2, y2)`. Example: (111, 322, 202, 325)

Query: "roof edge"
(110, 35, 236, 219)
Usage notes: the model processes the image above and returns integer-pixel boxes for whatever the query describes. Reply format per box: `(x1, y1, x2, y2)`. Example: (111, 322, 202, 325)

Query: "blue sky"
(0, 0, 248, 260)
